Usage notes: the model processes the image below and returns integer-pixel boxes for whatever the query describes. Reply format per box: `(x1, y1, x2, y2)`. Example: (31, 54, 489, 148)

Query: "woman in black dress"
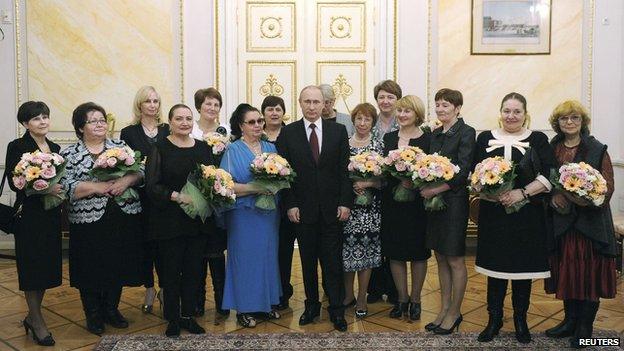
(381, 95, 431, 320)
(5, 101, 63, 346)
(544, 100, 617, 348)
(262, 95, 294, 311)
(422, 89, 475, 334)
(61, 102, 144, 336)
(120, 86, 169, 313)
(474, 93, 556, 344)
(146, 104, 216, 337)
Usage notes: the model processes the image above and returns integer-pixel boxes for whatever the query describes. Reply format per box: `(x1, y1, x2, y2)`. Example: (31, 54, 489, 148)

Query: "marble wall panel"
(437, 0, 583, 131)
(26, 0, 178, 133)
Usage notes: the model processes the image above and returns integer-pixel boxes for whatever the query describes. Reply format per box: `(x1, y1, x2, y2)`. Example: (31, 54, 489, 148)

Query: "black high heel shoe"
(424, 322, 441, 331)
(389, 302, 409, 318)
(433, 315, 463, 335)
(23, 319, 55, 346)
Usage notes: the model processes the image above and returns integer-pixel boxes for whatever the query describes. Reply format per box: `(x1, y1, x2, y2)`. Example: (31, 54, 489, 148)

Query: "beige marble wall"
(437, 0, 583, 131)
(26, 0, 178, 134)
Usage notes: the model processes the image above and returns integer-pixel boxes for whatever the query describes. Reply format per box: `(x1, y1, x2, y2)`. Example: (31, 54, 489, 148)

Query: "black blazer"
(5, 132, 61, 204)
(430, 118, 476, 196)
(119, 123, 170, 159)
(276, 118, 352, 224)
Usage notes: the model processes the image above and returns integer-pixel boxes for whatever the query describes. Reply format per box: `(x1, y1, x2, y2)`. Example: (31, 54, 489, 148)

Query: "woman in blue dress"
(220, 103, 282, 328)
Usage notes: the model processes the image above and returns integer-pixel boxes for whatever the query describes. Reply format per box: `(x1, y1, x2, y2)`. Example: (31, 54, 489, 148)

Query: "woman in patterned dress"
(342, 103, 383, 318)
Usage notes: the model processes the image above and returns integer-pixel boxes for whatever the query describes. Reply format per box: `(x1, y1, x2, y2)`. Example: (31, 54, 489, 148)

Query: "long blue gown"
(220, 140, 282, 313)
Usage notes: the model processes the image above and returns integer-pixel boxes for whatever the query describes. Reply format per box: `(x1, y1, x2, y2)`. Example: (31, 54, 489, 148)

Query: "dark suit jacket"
(119, 123, 170, 159)
(430, 118, 476, 196)
(276, 118, 352, 224)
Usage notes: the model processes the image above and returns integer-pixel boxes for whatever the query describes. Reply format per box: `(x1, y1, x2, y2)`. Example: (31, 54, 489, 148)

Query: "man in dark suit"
(276, 85, 352, 332)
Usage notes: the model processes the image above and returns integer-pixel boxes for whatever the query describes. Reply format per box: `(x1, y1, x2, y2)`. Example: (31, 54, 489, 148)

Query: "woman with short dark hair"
(61, 102, 144, 336)
(5, 101, 63, 346)
(146, 104, 216, 337)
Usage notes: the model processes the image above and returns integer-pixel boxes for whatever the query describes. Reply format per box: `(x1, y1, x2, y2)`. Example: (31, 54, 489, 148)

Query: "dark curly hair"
(230, 103, 261, 140)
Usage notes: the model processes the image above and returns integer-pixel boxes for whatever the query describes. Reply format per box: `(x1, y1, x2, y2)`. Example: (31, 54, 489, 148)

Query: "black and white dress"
(474, 128, 556, 279)
(342, 137, 383, 272)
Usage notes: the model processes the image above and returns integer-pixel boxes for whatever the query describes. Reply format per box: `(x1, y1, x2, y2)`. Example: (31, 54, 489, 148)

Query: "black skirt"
(15, 196, 62, 291)
(425, 192, 469, 256)
(69, 200, 144, 289)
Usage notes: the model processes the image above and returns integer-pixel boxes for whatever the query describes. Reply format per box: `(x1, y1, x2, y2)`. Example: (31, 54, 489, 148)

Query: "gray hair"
(318, 84, 335, 100)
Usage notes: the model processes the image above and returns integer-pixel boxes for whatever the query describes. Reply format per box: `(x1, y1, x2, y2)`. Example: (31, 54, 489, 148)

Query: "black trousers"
(142, 240, 161, 288)
(278, 216, 296, 301)
(157, 234, 207, 321)
(297, 220, 344, 317)
(79, 286, 122, 315)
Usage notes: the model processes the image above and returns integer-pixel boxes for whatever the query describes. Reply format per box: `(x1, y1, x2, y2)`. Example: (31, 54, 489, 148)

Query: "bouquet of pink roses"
(383, 145, 425, 202)
(204, 132, 230, 155)
(411, 153, 460, 211)
(180, 164, 236, 221)
(348, 151, 385, 206)
(470, 156, 526, 214)
(550, 162, 607, 213)
(12, 151, 66, 209)
(89, 146, 142, 204)
(249, 153, 296, 210)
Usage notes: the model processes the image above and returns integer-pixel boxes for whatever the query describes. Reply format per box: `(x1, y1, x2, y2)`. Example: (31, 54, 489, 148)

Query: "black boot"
(80, 290, 105, 335)
(570, 300, 600, 349)
(102, 288, 129, 329)
(511, 280, 531, 344)
(209, 256, 230, 316)
(545, 299, 578, 338)
(408, 302, 421, 321)
(389, 302, 408, 318)
(478, 277, 506, 342)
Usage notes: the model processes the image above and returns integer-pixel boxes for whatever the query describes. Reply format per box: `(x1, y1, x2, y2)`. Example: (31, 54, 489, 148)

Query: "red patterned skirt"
(545, 231, 617, 300)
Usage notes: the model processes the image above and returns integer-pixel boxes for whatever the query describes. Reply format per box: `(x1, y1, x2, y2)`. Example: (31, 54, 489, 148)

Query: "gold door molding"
(246, 1, 296, 52)
(316, 60, 366, 113)
(317, 2, 366, 52)
(246, 61, 297, 122)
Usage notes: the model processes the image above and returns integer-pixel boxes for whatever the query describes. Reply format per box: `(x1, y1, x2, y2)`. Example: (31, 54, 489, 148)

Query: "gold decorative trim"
(179, 0, 184, 101)
(246, 60, 297, 122)
(317, 2, 366, 52)
(329, 16, 352, 38)
(586, 0, 595, 111)
(14, 0, 22, 138)
(393, 0, 397, 81)
(246, 2, 296, 52)
(331, 74, 354, 112)
(259, 74, 285, 96)
(260, 17, 283, 38)
(214, 0, 220, 91)
(316, 60, 366, 104)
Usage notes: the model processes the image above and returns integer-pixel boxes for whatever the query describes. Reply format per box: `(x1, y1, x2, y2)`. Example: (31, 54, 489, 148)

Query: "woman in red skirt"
(545, 100, 618, 349)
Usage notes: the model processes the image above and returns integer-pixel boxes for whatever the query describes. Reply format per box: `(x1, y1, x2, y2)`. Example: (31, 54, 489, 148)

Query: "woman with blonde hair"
(544, 100, 617, 348)
(120, 86, 169, 314)
(380, 95, 431, 320)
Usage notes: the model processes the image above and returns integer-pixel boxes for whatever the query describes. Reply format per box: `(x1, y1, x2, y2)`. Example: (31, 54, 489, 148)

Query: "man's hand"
(287, 207, 300, 223)
(337, 206, 350, 221)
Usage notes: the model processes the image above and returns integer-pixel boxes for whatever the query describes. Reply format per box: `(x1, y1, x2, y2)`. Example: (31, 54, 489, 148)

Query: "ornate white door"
(231, 0, 389, 122)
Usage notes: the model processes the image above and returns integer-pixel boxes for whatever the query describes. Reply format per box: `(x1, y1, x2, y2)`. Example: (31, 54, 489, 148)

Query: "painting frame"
(471, 0, 552, 55)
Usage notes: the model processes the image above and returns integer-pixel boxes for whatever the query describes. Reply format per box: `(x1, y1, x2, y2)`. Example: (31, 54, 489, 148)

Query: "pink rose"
(39, 153, 52, 162)
(106, 157, 118, 167)
(253, 158, 264, 168)
(31, 156, 43, 165)
(214, 143, 225, 154)
(124, 157, 135, 166)
(418, 168, 430, 179)
(395, 162, 407, 172)
(32, 179, 49, 191)
(12, 176, 26, 189)
(279, 168, 290, 176)
(41, 166, 57, 179)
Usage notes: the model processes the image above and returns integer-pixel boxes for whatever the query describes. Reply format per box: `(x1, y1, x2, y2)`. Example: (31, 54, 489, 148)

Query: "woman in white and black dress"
(342, 103, 383, 318)
(474, 93, 556, 344)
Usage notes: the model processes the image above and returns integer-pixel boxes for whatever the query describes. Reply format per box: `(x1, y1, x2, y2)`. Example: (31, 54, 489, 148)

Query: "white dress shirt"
(303, 118, 323, 153)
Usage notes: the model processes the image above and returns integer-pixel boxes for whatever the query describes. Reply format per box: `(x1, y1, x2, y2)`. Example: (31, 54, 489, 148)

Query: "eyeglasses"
(86, 119, 108, 125)
(558, 115, 582, 124)
(243, 118, 265, 126)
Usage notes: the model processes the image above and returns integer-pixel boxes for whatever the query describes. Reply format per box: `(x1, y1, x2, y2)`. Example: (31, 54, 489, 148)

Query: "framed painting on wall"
(471, 0, 551, 55)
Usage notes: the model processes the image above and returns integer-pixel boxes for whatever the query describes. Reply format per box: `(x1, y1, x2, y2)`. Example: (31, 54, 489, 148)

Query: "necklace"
(350, 134, 371, 148)
(142, 123, 158, 138)
(242, 138, 261, 155)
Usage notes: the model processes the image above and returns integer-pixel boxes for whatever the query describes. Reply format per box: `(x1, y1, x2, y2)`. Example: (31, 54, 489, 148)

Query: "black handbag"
(0, 170, 22, 235)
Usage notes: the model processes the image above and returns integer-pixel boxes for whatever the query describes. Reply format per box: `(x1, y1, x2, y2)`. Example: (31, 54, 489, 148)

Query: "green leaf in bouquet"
(249, 179, 290, 211)
(354, 189, 374, 206)
(179, 178, 211, 222)
(424, 194, 447, 211)
(393, 183, 416, 202)
(43, 193, 66, 210)
(255, 194, 277, 211)
(504, 198, 529, 214)
(114, 188, 140, 206)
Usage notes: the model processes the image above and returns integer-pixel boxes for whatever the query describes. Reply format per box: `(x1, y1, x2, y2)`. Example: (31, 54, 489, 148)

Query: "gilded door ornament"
(260, 17, 283, 39)
(329, 16, 352, 38)
(332, 74, 353, 112)
(259, 74, 285, 97)
(106, 113, 116, 137)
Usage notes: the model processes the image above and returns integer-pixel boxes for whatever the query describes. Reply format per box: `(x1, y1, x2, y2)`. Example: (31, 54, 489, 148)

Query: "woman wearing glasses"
(60, 102, 144, 335)
(220, 103, 282, 327)
(474, 93, 556, 344)
(544, 100, 617, 348)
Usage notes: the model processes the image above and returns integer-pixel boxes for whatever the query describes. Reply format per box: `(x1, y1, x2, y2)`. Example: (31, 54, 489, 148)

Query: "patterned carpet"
(95, 331, 623, 350)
